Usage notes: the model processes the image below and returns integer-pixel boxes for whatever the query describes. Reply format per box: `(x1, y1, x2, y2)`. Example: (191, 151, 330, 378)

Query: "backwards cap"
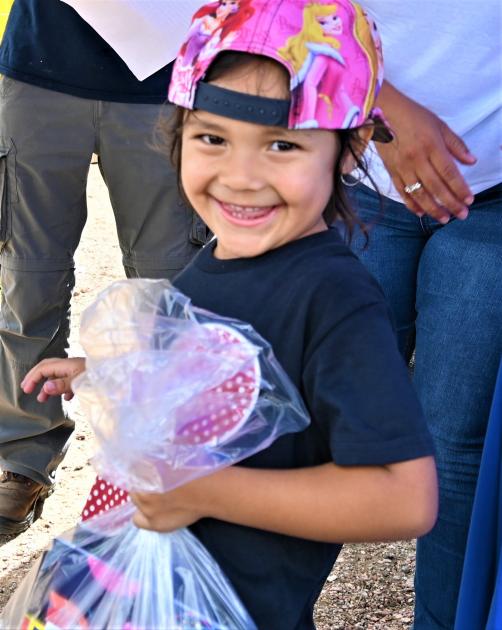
(168, 0, 392, 142)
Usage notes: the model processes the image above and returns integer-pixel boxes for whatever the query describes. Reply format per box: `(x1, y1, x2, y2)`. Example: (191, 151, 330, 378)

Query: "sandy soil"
(0, 164, 415, 628)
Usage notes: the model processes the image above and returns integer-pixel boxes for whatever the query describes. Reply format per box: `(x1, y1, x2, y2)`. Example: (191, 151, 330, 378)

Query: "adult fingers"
(376, 114, 475, 220)
(431, 128, 475, 208)
(387, 167, 425, 215)
(440, 120, 477, 166)
(394, 173, 425, 217)
(399, 172, 451, 224)
(415, 160, 470, 219)
(377, 139, 442, 218)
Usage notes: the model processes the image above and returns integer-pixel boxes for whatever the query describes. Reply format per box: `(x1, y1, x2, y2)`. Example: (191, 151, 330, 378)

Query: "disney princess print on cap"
(168, 0, 392, 141)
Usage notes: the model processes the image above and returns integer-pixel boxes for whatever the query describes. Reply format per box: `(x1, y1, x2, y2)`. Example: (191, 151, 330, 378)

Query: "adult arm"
(375, 80, 477, 223)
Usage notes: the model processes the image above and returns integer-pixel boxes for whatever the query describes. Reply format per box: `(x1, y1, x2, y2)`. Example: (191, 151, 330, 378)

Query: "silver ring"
(404, 181, 423, 194)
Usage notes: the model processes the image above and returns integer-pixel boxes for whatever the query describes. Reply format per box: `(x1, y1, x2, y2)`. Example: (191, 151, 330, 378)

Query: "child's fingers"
(132, 510, 151, 530)
(43, 377, 71, 395)
(21, 358, 67, 392)
(36, 377, 73, 402)
(129, 495, 154, 530)
(21, 357, 84, 395)
(37, 389, 50, 403)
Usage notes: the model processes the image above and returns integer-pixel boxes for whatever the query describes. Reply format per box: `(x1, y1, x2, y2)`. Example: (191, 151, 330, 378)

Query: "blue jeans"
(348, 183, 502, 629)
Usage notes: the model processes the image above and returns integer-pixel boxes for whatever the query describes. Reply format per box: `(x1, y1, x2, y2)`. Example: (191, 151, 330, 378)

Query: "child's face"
(180, 61, 340, 260)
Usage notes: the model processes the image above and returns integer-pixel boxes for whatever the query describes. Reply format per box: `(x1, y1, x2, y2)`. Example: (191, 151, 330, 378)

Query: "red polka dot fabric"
(173, 323, 259, 446)
(81, 323, 260, 521)
(81, 477, 129, 521)
(175, 365, 258, 445)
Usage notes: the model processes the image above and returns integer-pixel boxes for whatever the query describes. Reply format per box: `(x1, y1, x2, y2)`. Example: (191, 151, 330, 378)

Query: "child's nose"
(219, 150, 265, 191)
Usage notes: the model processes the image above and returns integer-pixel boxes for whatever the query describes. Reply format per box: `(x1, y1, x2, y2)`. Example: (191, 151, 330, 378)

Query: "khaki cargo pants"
(0, 77, 206, 485)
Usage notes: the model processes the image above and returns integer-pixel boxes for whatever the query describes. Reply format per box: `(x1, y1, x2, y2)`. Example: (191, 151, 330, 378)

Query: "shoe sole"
(0, 484, 54, 536)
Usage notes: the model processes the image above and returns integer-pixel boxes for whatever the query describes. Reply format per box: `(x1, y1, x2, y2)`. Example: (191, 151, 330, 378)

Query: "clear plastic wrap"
(3, 504, 256, 629)
(1, 279, 310, 629)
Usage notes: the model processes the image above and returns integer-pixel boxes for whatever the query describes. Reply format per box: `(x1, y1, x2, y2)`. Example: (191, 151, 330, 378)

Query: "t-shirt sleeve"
(302, 295, 434, 466)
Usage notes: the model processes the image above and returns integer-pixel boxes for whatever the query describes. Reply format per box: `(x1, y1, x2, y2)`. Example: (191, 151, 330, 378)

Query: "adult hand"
(376, 81, 477, 223)
(21, 357, 86, 402)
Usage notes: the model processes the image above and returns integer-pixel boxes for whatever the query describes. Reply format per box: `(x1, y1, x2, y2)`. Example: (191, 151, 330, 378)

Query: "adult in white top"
(349, 1, 502, 628)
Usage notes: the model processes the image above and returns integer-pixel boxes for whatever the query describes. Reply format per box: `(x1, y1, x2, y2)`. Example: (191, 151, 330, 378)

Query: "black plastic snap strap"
(193, 82, 290, 127)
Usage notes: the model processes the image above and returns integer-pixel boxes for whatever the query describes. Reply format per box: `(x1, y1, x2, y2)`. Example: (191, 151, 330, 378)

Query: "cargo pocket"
(0, 146, 10, 247)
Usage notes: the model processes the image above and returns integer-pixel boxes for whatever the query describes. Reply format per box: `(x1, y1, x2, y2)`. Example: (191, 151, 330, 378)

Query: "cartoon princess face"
(215, 0, 240, 20)
(316, 13, 343, 36)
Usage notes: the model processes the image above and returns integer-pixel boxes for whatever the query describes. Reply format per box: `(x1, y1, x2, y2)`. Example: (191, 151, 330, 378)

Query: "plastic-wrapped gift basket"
(1, 279, 309, 630)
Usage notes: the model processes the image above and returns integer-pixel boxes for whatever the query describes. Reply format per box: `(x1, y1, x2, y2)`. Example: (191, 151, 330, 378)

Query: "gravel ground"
(0, 164, 415, 629)
(315, 542, 415, 629)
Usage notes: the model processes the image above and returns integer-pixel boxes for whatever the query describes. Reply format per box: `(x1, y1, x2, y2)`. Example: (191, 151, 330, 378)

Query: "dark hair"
(157, 52, 384, 244)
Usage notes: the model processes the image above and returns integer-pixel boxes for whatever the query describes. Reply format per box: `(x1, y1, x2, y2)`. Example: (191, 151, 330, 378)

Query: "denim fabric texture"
(348, 182, 502, 629)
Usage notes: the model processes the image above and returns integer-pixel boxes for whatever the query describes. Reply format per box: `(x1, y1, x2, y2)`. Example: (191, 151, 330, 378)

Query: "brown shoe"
(0, 471, 52, 535)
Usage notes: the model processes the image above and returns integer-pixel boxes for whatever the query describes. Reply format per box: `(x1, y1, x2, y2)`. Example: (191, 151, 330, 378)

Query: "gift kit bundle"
(1, 279, 309, 629)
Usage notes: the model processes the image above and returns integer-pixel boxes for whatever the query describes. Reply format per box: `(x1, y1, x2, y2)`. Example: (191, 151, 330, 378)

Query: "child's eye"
(270, 140, 299, 152)
(198, 134, 225, 146)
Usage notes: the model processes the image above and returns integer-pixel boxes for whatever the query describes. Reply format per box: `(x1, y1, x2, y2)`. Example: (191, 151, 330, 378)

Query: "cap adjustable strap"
(193, 82, 290, 127)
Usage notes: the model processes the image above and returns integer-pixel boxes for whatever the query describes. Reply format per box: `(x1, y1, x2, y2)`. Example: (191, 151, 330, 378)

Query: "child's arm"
(21, 357, 86, 402)
(131, 454, 437, 542)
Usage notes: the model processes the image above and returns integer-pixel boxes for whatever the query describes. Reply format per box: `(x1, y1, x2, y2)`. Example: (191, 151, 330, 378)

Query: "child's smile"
(180, 59, 343, 260)
(218, 201, 280, 227)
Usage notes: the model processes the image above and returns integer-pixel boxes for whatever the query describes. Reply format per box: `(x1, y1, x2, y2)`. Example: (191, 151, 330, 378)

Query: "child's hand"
(130, 473, 220, 532)
(21, 357, 86, 403)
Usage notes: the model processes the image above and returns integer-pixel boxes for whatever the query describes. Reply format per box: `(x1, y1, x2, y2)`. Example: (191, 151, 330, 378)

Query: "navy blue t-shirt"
(175, 229, 433, 630)
(0, 0, 173, 103)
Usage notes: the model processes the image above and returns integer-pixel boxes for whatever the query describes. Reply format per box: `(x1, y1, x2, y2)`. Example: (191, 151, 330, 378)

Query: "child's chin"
(218, 237, 271, 260)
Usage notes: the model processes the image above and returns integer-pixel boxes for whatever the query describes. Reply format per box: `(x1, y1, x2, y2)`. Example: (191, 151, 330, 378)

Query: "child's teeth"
(230, 205, 261, 213)
(226, 204, 271, 217)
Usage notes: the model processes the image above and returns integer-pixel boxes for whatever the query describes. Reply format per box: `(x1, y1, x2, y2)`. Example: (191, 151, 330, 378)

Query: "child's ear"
(340, 126, 374, 174)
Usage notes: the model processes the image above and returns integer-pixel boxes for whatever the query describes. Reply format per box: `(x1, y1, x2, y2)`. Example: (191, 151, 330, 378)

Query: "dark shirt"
(175, 229, 433, 629)
(0, 0, 173, 103)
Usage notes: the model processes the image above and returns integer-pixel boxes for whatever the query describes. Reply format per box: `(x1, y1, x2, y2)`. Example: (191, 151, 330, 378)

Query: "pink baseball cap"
(168, 0, 392, 142)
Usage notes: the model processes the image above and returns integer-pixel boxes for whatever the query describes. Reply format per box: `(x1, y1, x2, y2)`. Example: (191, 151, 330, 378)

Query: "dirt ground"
(0, 164, 415, 628)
